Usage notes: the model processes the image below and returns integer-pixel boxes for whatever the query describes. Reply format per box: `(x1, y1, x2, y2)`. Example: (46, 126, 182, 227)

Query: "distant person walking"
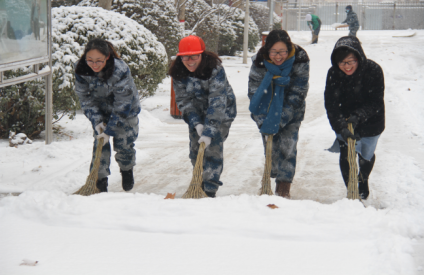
(342, 5, 359, 37)
(74, 38, 141, 193)
(169, 35, 237, 198)
(324, 36, 385, 200)
(305, 14, 321, 44)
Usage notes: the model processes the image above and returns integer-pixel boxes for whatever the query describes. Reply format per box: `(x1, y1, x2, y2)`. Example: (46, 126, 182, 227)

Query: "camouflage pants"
(261, 121, 301, 183)
(349, 28, 359, 37)
(188, 122, 231, 193)
(90, 117, 139, 179)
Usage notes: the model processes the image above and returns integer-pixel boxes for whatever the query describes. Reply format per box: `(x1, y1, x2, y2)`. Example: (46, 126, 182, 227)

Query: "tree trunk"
(98, 0, 112, 10)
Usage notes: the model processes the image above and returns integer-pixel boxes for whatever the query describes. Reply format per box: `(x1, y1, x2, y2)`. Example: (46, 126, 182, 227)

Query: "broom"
(74, 131, 105, 196)
(259, 134, 274, 195)
(346, 123, 360, 200)
(182, 142, 208, 199)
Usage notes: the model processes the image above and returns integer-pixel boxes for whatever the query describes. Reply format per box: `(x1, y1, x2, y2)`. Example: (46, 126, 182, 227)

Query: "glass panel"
(0, 0, 48, 64)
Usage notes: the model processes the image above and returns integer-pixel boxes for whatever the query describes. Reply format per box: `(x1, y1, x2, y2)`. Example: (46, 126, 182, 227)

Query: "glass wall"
(0, 0, 48, 64)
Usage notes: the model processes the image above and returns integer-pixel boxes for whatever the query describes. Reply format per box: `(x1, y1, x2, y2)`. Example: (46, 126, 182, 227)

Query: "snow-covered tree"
(249, 3, 282, 39)
(78, 0, 182, 61)
(184, 0, 259, 56)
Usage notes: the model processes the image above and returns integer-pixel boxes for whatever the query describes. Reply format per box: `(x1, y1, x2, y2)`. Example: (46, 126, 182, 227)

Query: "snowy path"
(1, 31, 423, 274)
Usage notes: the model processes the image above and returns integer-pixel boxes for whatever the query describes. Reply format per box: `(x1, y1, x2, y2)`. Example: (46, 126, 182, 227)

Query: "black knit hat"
(346, 5, 352, 10)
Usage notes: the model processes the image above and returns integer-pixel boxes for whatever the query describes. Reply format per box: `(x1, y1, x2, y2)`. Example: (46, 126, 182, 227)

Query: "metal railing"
(280, 1, 424, 31)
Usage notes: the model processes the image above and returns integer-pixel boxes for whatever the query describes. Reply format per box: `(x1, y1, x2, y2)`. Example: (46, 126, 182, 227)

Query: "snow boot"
(96, 177, 108, 193)
(201, 183, 216, 198)
(275, 180, 291, 198)
(358, 154, 375, 200)
(120, 169, 134, 191)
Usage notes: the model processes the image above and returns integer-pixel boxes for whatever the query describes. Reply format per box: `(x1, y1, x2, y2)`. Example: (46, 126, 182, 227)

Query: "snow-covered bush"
(52, 6, 167, 105)
(184, 0, 259, 56)
(215, 4, 259, 56)
(250, 3, 282, 39)
(78, 0, 182, 62)
(184, 0, 220, 53)
(0, 68, 45, 139)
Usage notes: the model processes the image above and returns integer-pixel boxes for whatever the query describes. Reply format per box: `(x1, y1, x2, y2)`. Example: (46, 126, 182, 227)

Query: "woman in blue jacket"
(248, 30, 309, 198)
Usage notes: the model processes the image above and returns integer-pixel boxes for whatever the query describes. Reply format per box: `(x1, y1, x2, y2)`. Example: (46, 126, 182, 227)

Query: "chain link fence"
(280, 1, 424, 31)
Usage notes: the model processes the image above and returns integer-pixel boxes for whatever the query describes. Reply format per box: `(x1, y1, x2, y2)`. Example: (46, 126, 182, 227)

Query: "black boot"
(358, 154, 376, 200)
(201, 183, 216, 198)
(96, 177, 108, 192)
(120, 169, 134, 191)
(339, 141, 350, 188)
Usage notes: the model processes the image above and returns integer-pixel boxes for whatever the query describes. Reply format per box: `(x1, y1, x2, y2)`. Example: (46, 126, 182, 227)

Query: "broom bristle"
(74, 138, 104, 196)
(182, 142, 208, 199)
(259, 135, 274, 196)
(346, 123, 360, 200)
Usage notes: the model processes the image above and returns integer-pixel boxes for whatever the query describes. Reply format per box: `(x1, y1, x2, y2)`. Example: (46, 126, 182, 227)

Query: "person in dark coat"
(324, 36, 385, 199)
(248, 30, 309, 198)
(169, 35, 237, 198)
(75, 38, 141, 193)
(342, 5, 360, 37)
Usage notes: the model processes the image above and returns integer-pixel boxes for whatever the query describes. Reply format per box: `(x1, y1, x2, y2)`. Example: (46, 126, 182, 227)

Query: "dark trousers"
(339, 141, 375, 187)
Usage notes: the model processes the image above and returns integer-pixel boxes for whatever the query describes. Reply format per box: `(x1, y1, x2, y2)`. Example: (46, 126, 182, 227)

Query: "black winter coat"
(324, 36, 385, 137)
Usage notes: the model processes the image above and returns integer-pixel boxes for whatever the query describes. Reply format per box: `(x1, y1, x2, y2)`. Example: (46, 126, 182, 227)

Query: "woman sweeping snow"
(324, 36, 385, 199)
(74, 38, 141, 193)
(248, 30, 310, 198)
(169, 35, 237, 198)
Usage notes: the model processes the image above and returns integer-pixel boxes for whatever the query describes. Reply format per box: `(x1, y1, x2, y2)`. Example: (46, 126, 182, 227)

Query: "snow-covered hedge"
(78, 0, 182, 62)
(250, 3, 282, 39)
(0, 68, 45, 139)
(184, 0, 259, 56)
(0, 6, 168, 139)
(52, 6, 167, 103)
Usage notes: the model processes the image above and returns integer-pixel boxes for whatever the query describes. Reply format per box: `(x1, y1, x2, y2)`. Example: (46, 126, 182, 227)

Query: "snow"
(1, 30, 424, 274)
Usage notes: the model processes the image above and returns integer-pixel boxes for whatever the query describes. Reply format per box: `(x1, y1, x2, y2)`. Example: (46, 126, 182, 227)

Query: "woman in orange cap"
(169, 35, 237, 198)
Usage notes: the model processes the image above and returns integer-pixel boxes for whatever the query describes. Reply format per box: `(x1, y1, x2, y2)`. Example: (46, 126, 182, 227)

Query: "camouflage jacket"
(74, 58, 141, 137)
(342, 11, 359, 29)
(248, 45, 310, 129)
(173, 65, 237, 138)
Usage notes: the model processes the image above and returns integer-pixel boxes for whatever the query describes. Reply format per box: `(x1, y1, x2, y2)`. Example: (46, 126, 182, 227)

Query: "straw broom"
(182, 142, 208, 199)
(346, 123, 360, 200)
(74, 134, 104, 196)
(259, 134, 274, 195)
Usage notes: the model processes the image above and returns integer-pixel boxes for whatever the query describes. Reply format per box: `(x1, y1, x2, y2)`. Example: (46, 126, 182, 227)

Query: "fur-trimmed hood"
(75, 56, 116, 80)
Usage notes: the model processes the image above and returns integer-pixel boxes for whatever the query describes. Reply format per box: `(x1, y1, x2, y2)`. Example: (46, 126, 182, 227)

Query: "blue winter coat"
(74, 58, 141, 137)
(248, 45, 310, 129)
(173, 65, 237, 138)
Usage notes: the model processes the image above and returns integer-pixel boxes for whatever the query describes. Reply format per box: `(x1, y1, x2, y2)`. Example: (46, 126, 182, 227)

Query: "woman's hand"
(195, 124, 204, 137)
(198, 136, 211, 148)
(95, 122, 106, 135)
(97, 133, 110, 146)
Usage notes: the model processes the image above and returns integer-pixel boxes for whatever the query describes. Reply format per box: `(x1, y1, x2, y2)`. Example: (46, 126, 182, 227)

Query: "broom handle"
(346, 123, 359, 199)
(91, 128, 105, 172)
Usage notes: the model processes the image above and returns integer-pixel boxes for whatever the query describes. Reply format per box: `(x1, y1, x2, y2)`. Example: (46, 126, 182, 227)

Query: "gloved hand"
(195, 124, 204, 137)
(198, 135, 211, 148)
(95, 122, 106, 135)
(96, 132, 110, 146)
(346, 115, 360, 129)
(341, 128, 360, 142)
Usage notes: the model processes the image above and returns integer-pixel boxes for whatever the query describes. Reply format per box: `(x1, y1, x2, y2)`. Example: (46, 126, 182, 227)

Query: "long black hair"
(75, 38, 120, 80)
(254, 30, 294, 68)
(168, 50, 222, 81)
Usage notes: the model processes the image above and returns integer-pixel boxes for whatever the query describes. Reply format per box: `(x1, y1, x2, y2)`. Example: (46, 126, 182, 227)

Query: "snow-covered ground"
(1, 30, 423, 275)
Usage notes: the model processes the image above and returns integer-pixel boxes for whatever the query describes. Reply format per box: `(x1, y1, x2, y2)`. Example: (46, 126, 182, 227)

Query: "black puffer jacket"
(324, 36, 385, 137)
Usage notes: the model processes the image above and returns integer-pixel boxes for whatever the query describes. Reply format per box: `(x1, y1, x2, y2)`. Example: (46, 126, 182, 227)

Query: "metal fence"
(280, 1, 424, 31)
